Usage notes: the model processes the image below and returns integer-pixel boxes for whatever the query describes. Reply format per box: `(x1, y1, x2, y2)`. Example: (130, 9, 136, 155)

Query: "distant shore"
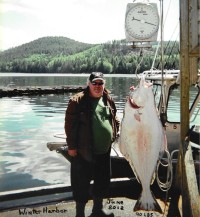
(0, 72, 138, 78)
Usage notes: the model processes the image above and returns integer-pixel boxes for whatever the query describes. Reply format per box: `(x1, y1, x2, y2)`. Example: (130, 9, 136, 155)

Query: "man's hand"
(68, 149, 77, 157)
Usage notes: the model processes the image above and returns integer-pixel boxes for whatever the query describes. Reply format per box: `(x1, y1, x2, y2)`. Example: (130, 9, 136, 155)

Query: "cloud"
(0, 0, 128, 50)
(0, 0, 179, 50)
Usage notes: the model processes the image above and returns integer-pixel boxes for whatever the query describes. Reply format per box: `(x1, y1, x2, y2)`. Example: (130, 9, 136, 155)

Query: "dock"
(0, 197, 173, 217)
(0, 179, 182, 217)
(0, 85, 85, 97)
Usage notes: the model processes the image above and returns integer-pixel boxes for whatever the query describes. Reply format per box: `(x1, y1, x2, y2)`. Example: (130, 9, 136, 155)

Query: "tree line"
(0, 37, 180, 74)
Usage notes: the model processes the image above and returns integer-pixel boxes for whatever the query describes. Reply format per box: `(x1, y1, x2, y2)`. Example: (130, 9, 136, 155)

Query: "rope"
(156, 2, 173, 216)
(163, 0, 172, 27)
(160, 0, 164, 80)
(151, 41, 160, 71)
(134, 48, 144, 80)
(156, 149, 173, 216)
(156, 149, 173, 192)
(152, 0, 178, 70)
(164, 40, 179, 69)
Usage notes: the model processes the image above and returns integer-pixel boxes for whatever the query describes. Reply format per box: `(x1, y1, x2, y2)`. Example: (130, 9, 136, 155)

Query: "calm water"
(0, 73, 138, 192)
(0, 73, 199, 194)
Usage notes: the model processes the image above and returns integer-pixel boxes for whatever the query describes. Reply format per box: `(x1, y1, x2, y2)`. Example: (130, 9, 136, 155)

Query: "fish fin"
(130, 163, 141, 184)
(121, 150, 141, 184)
(134, 191, 163, 213)
(158, 141, 166, 160)
(150, 172, 156, 185)
(159, 131, 168, 158)
(159, 150, 164, 160)
(158, 134, 166, 159)
(134, 174, 141, 184)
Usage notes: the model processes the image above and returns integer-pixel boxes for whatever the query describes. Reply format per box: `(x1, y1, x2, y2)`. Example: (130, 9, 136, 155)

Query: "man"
(65, 72, 120, 217)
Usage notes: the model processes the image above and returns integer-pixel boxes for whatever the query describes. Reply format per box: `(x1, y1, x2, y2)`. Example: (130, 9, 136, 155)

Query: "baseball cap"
(89, 72, 105, 82)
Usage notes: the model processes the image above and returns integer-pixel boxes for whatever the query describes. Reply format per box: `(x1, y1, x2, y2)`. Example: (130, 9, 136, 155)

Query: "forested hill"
(0, 36, 180, 74)
(0, 36, 94, 61)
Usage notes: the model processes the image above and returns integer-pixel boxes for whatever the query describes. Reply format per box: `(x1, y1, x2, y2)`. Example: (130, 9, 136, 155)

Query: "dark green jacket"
(64, 87, 120, 162)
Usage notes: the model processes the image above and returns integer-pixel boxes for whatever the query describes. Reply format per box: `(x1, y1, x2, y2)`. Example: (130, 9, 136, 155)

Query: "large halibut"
(119, 76, 167, 213)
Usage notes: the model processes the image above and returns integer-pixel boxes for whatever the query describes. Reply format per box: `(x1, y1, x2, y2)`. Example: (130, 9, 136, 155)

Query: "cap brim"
(91, 78, 105, 82)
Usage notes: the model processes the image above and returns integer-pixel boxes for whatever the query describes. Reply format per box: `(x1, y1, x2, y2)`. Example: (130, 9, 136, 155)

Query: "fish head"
(128, 77, 153, 108)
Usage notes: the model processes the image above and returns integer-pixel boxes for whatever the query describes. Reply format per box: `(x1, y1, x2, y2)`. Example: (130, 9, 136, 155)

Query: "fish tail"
(133, 190, 163, 213)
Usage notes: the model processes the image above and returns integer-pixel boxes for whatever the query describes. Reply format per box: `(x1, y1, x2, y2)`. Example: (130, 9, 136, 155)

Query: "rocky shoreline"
(0, 85, 85, 97)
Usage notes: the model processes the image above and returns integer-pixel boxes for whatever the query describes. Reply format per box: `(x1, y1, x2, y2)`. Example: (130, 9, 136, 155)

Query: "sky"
(0, 0, 179, 51)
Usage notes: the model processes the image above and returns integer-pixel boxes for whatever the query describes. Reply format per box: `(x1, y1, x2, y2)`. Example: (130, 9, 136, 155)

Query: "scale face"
(125, 3, 159, 42)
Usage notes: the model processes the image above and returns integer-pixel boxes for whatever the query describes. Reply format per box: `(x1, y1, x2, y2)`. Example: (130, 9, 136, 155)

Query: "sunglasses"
(91, 82, 104, 86)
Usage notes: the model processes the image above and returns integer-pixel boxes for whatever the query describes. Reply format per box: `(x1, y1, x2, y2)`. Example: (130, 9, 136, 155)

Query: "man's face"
(88, 79, 105, 98)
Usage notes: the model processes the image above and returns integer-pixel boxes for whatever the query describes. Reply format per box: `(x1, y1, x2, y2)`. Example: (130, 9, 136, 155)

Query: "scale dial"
(125, 3, 159, 41)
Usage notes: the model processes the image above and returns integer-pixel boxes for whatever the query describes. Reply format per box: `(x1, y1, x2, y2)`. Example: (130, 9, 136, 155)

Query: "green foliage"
(0, 37, 180, 74)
